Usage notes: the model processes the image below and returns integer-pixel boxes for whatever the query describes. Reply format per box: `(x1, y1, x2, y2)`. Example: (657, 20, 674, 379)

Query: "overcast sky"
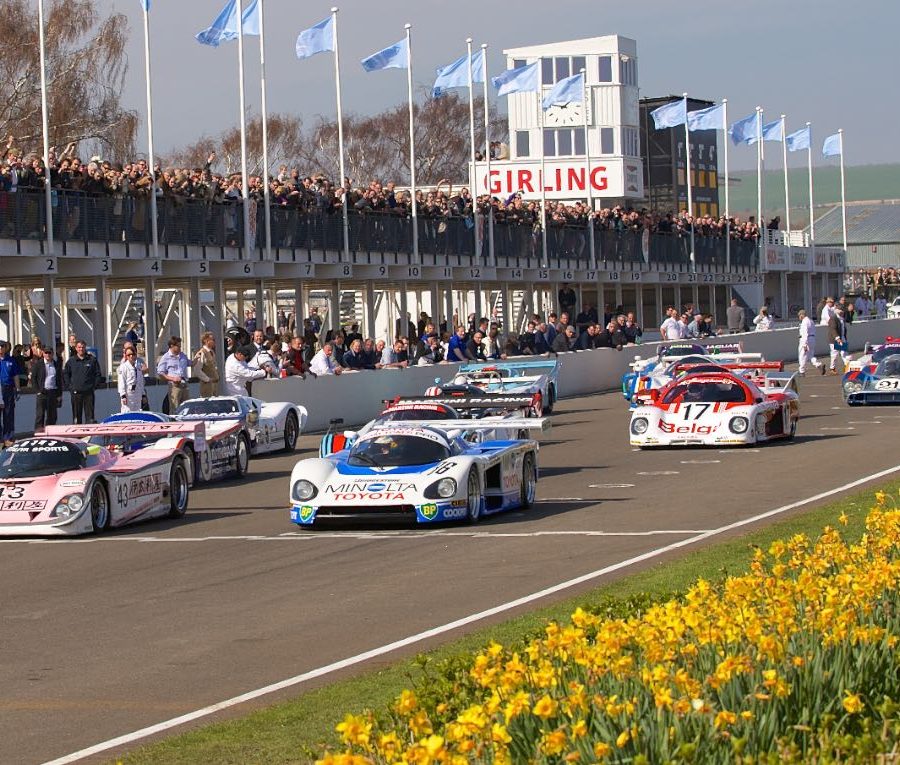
(101, 0, 897, 172)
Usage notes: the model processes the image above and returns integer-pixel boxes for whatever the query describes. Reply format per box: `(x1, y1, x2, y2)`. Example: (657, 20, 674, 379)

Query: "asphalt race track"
(4, 371, 899, 764)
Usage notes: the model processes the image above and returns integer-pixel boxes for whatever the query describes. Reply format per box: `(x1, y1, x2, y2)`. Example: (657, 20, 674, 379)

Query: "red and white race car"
(629, 370, 799, 447)
(0, 424, 196, 536)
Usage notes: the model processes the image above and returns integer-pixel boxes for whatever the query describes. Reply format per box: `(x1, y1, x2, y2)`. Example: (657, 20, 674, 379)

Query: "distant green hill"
(724, 164, 900, 227)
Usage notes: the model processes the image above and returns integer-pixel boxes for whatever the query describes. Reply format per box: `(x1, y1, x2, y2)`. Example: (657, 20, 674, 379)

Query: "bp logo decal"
(299, 505, 315, 522)
(420, 503, 438, 520)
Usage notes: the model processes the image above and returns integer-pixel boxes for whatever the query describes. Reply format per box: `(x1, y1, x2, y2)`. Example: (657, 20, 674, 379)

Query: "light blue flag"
(728, 112, 758, 145)
(295, 16, 334, 60)
(822, 132, 842, 157)
(650, 98, 687, 130)
(785, 126, 811, 152)
(491, 61, 539, 96)
(432, 49, 485, 98)
(542, 72, 583, 110)
(748, 119, 783, 144)
(361, 37, 409, 72)
(196, 0, 260, 47)
(687, 102, 724, 132)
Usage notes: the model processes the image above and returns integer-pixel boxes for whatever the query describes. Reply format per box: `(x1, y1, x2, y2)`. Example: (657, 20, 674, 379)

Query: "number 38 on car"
(629, 370, 799, 447)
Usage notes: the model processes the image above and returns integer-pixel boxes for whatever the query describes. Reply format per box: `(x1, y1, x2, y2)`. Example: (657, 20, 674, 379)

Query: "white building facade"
(474, 35, 643, 203)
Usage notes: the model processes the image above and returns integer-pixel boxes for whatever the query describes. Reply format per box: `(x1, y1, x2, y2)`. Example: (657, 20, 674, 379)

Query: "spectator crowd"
(0, 137, 758, 262)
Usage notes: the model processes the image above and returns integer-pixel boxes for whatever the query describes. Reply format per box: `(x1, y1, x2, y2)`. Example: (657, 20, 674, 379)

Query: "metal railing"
(1, 188, 759, 271)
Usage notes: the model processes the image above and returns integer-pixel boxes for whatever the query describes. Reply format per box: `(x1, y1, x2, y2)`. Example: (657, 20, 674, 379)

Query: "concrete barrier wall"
(12, 319, 900, 434)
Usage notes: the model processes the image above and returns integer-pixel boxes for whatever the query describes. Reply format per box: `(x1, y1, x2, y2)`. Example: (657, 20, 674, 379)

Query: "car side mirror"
(343, 430, 358, 441)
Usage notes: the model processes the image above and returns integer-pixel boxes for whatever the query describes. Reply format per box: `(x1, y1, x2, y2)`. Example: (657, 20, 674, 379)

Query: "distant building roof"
(813, 203, 900, 245)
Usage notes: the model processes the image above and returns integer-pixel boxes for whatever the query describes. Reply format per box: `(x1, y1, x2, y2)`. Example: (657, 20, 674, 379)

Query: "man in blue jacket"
(0, 342, 20, 446)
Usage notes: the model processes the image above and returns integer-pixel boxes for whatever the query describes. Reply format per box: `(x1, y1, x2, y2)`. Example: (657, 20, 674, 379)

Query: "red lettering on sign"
(567, 167, 586, 191)
(591, 166, 608, 191)
(517, 169, 533, 193)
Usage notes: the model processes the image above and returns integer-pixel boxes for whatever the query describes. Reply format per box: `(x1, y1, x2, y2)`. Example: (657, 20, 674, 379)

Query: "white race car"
(630, 370, 799, 447)
(290, 418, 549, 526)
(172, 396, 308, 455)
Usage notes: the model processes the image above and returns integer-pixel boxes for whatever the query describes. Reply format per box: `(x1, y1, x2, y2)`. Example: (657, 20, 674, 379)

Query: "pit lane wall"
(11, 319, 900, 432)
(254, 318, 900, 430)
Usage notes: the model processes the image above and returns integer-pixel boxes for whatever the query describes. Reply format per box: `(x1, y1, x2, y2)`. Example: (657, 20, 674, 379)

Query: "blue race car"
(290, 417, 548, 526)
(434, 358, 560, 414)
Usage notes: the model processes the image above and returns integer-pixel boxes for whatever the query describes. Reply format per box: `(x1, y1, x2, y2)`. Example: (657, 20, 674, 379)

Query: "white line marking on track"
(831, 406, 843, 410)
(43, 463, 900, 765)
(820, 426, 855, 431)
(637, 470, 680, 476)
(848, 421, 881, 425)
(680, 459, 721, 464)
(718, 449, 760, 453)
(537, 497, 585, 502)
(589, 483, 635, 489)
(2, 530, 707, 545)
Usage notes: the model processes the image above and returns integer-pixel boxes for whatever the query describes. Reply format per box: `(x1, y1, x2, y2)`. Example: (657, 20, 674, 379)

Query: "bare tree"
(0, 0, 137, 158)
(166, 92, 508, 185)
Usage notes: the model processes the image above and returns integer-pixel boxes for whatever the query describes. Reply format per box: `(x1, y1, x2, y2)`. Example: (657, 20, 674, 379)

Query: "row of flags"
(650, 95, 848, 250)
(133, 1, 848, 261)
(650, 98, 843, 157)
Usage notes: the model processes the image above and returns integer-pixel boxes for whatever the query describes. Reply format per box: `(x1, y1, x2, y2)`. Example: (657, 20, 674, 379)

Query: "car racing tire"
(89, 480, 111, 534)
(465, 469, 482, 524)
(235, 434, 250, 477)
(788, 419, 797, 440)
(520, 452, 537, 508)
(545, 385, 556, 414)
(283, 412, 299, 452)
(168, 459, 190, 519)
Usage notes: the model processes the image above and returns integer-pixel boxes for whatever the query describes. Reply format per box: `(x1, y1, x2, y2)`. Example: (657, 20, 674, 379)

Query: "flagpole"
(806, 122, 815, 247)
(236, 0, 252, 263)
(258, 0, 272, 261)
(141, 3, 159, 261)
(582, 69, 596, 270)
(481, 44, 494, 266)
(838, 128, 847, 252)
(722, 98, 730, 271)
(332, 7, 349, 262)
(683, 93, 694, 271)
(781, 114, 790, 246)
(539, 89, 548, 266)
(466, 38, 480, 260)
(756, 106, 763, 239)
(404, 23, 418, 264)
(37, 0, 54, 255)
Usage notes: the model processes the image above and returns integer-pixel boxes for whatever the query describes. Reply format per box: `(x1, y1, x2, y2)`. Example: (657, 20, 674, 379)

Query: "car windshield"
(348, 434, 450, 468)
(0, 439, 85, 478)
(872, 346, 900, 363)
(176, 400, 241, 417)
(875, 355, 900, 377)
(662, 380, 747, 404)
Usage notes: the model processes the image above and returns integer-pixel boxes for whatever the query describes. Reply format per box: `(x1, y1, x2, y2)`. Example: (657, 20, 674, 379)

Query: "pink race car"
(0, 422, 199, 536)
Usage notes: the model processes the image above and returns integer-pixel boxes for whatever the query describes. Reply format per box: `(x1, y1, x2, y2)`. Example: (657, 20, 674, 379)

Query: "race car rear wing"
(676, 361, 783, 372)
(387, 394, 536, 410)
(370, 418, 551, 433)
(45, 421, 206, 442)
(459, 359, 560, 376)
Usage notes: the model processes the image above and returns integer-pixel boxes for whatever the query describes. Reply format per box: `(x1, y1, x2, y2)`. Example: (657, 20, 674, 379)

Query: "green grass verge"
(112, 479, 900, 765)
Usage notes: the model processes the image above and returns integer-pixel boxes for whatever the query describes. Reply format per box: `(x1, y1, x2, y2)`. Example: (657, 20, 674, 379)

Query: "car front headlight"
(729, 416, 749, 434)
(630, 417, 649, 435)
(437, 478, 456, 498)
(292, 480, 317, 501)
(53, 494, 84, 518)
(424, 477, 457, 499)
(843, 380, 863, 395)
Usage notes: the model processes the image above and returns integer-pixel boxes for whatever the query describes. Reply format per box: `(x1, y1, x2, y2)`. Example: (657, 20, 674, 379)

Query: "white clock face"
(544, 102, 583, 127)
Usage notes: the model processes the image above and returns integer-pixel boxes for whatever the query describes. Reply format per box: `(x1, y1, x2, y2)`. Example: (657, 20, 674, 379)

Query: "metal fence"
(1, 188, 758, 270)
